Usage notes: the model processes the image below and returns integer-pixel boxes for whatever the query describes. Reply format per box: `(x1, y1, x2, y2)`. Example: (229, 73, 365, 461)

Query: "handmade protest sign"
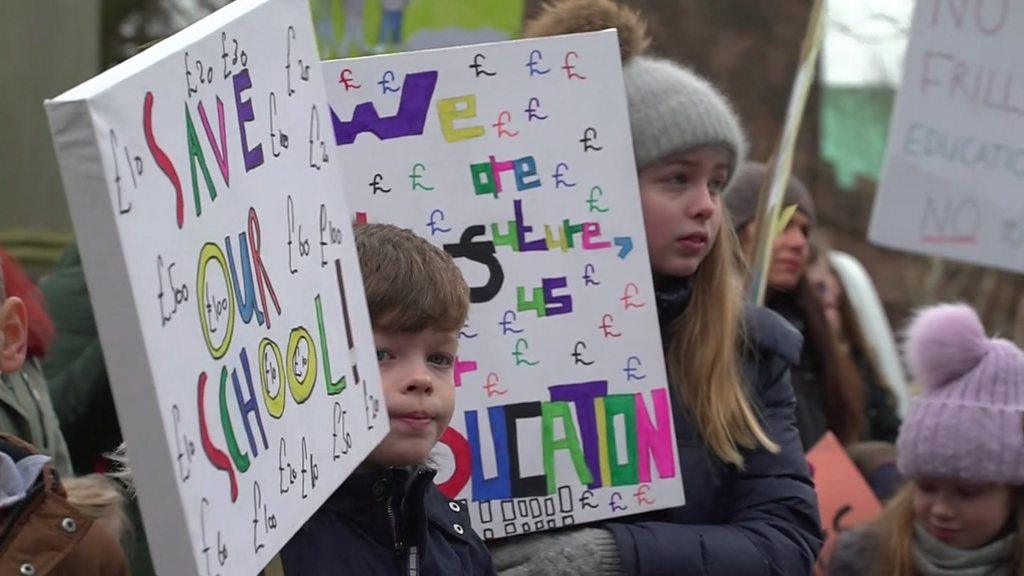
(322, 30, 682, 539)
(45, 0, 385, 573)
(870, 0, 1024, 273)
(807, 432, 883, 575)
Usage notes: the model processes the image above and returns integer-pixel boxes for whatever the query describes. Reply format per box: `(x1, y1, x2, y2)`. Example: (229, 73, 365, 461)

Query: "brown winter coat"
(0, 434, 129, 576)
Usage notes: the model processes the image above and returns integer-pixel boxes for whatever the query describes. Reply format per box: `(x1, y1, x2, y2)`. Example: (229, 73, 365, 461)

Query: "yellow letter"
(437, 95, 485, 142)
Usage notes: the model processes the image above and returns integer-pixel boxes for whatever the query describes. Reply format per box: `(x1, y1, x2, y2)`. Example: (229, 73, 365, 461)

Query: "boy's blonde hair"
(354, 224, 469, 333)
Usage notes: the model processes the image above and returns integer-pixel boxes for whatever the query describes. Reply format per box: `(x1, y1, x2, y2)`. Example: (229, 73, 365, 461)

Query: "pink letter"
(635, 388, 675, 482)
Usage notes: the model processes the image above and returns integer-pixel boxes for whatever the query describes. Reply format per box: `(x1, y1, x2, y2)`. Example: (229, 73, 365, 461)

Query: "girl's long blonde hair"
(869, 484, 1024, 576)
(665, 213, 779, 468)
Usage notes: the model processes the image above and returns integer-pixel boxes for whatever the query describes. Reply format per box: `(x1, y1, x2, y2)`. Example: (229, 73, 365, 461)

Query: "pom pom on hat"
(896, 302, 1024, 485)
(524, 0, 650, 62)
(904, 303, 989, 391)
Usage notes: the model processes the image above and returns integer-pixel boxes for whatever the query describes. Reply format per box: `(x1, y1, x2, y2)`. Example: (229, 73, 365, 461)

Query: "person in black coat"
(725, 163, 902, 452)
(272, 225, 494, 575)
(488, 2, 823, 575)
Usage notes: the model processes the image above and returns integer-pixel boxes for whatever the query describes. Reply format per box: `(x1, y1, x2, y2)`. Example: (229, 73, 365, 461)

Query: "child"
(0, 250, 72, 476)
(829, 303, 1024, 575)
(0, 258, 129, 574)
(277, 223, 494, 575)
(489, 1, 821, 574)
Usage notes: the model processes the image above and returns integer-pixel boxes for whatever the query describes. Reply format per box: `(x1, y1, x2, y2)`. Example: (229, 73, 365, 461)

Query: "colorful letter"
(437, 95, 485, 142)
(437, 427, 472, 499)
(219, 366, 250, 473)
(258, 338, 286, 419)
(635, 389, 676, 482)
(550, 381, 608, 489)
(196, 243, 236, 359)
(232, 348, 269, 457)
(198, 371, 238, 501)
(197, 96, 230, 185)
(248, 208, 282, 329)
(316, 295, 346, 396)
(542, 401, 594, 494)
(465, 407, 511, 500)
(603, 394, 638, 486)
(505, 402, 546, 498)
(332, 71, 438, 145)
(286, 327, 318, 404)
(144, 92, 184, 228)
(233, 68, 264, 172)
(224, 232, 265, 326)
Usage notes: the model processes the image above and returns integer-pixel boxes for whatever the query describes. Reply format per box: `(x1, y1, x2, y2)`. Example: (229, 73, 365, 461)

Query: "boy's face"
(366, 327, 457, 467)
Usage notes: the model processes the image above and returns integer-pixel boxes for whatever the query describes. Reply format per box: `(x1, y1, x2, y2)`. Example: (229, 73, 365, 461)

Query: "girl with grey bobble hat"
(487, 1, 822, 575)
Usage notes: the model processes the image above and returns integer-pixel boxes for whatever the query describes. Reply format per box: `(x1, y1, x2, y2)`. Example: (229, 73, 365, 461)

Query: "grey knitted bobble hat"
(524, 0, 748, 175)
(623, 56, 747, 172)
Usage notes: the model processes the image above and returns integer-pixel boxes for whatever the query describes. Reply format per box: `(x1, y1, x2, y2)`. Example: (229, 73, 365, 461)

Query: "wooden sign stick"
(745, 0, 827, 305)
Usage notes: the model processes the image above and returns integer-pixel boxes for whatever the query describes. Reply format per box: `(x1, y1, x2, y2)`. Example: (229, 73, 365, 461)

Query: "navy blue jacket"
(605, 285, 823, 575)
(280, 467, 495, 575)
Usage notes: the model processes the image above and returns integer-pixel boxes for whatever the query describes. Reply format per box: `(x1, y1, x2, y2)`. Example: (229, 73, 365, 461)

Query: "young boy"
(276, 224, 494, 575)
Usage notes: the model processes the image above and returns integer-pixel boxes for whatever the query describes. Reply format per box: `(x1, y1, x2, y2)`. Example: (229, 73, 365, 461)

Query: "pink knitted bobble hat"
(897, 303, 1024, 484)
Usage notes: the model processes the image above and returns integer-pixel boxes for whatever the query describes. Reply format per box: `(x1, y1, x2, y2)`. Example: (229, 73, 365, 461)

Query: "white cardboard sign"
(870, 0, 1024, 272)
(45, 1, 386, 574)
(322, 30, 684, 539)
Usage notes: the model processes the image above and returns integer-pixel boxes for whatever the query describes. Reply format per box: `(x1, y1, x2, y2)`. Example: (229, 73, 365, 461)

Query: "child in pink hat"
(829, 303, 1024, 575)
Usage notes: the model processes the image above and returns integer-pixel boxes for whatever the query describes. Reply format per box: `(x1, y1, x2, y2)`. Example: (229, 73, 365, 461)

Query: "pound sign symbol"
(552, 162, 576, 189)
(512, 338, 539, 366)
(426, 209, 451, 236)
(623, 356, 646, 381)
(378, 70, 399, 94)
(492, 111, 519, 138)
(470, 53, 497, 77)
(633, 484, 656, 506)
(410, 163, 435, 191)
(620, 282, 646, 309)
(525, 97, 548, 122)
(599, 314, 622, 338)
(580, 127, 603, 152)
(369, 173, 391, 195)
(587, 186, 609, 213)
(562, 51, 587, 80)
(571, 341, 595, 366)
(499, 309, 524, 335)
(484, 372, 507, 397)
(526, 49, 550, 76)
(339, 68, 361, 91)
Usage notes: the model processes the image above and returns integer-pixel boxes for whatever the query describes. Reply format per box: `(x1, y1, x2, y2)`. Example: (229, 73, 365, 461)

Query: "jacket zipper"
(385, 476, 418, 575)
(385, 494, 404, 555)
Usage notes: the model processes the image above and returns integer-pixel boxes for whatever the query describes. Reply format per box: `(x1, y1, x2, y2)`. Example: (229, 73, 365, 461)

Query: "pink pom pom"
(904, 303, 989, 390)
